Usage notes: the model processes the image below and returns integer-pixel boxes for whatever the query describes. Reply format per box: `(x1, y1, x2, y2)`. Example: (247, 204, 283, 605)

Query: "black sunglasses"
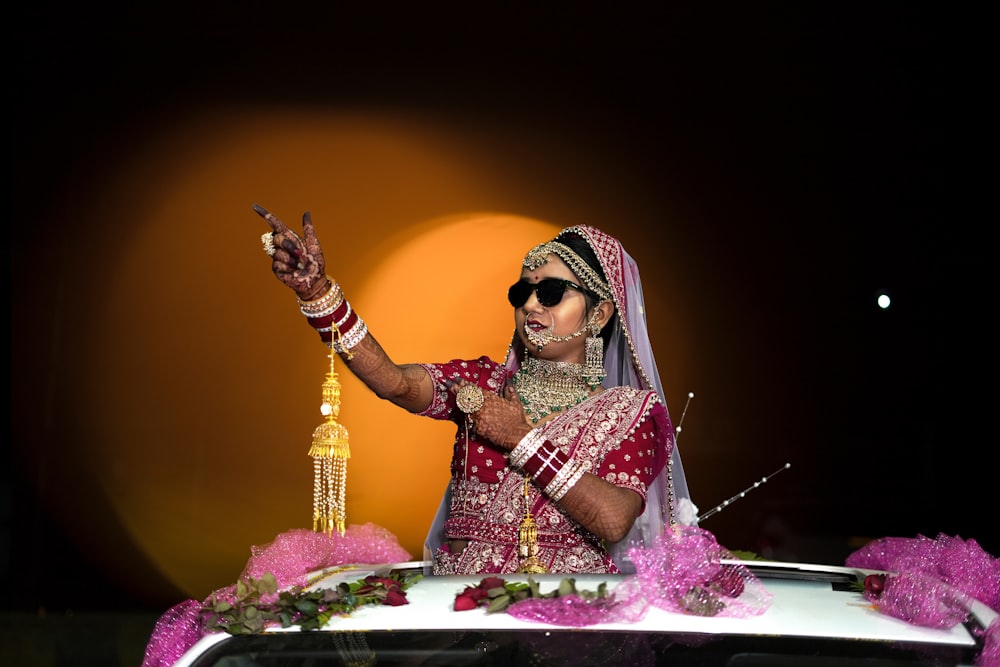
(507, 278, 590, 308)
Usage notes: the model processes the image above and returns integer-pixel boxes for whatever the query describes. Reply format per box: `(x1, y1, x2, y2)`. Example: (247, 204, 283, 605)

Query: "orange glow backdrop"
(43, 105, 693, 601)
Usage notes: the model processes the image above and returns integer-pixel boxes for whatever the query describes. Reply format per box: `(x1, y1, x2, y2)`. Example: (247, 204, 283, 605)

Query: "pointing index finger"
(252, 203, 292, 235)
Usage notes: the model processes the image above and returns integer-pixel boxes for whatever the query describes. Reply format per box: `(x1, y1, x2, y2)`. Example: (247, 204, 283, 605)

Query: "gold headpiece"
(524, 241, 613, 301)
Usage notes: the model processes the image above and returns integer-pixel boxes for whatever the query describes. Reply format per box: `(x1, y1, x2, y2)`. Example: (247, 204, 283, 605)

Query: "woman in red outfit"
(256, 204, 695, 575)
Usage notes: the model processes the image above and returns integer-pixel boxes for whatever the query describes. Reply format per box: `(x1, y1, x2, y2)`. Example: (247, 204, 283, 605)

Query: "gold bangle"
(297, 275, 338, 307)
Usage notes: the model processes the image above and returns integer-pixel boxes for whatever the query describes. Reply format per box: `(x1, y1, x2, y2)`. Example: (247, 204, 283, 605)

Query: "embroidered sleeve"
(596, 396, 672, 507)
(415, 356, 508, 420)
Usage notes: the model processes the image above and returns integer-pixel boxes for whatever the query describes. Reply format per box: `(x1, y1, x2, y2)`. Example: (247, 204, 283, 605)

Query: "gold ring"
(261, 232, 276, 257)
(456, 384, 485, 414)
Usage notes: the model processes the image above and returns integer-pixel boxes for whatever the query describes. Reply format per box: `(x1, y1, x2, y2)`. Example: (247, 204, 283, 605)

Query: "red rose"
(454, 592, 481, 611)
(454, 577, 510, 611)
(462, 586, 490, 602)
(479, 577, 506, 592)
(384, 588, 409, 607)
(355, 575, 404, 597)
(863, 574, 886, 601)
(707, 565, 745, 598)
(365, 576, 402, 589)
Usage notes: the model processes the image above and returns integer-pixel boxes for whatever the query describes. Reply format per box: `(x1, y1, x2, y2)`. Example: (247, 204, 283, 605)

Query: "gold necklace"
(513, 356, 590, 424)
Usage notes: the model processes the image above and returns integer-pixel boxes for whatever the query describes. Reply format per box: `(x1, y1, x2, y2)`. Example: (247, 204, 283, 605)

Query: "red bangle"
(522, 441, 569, 489)
(330, 300, 350, 326)
(336, 311, 358, 336)
(305, 299, 352, 336)
(307, 313, 334, 330)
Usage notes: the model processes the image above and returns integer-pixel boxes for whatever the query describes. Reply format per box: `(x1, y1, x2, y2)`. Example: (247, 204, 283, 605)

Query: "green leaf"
(557, 578, 577, 597)
(259, 573, 279, 595)
(486, 595, 512, 614)
(245, 616, 265, 633)
(296, 599, 319, 615)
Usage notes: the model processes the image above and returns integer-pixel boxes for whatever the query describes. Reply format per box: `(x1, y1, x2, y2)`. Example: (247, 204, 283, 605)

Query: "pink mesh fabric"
(141, 523, 412, 667)
(978, 617, 999, 667)
(624, 525, 772, 618)
(506, 526, 772, 625)
(504, 593, 629, 627)
(140, 599, 203, 667)
(845, 533, 999, 666)
(846, 533, 1000, 624)
(240, 524, 412, 594)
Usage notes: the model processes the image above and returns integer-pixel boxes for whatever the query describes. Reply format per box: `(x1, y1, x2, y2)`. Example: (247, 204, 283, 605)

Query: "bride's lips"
(526, 320, 548, 331)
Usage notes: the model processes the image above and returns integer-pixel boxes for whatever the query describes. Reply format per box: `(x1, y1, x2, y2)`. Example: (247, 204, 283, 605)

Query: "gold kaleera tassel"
(517, 476, 547, 574)
(309, 338, 351, 536)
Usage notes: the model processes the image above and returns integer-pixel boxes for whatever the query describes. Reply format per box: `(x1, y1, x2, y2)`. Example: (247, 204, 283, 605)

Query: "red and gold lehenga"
(419, 357, 672, 574)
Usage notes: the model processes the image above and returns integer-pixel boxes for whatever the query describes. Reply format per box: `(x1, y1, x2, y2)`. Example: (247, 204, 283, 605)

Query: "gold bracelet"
(298, 276, 342, 314)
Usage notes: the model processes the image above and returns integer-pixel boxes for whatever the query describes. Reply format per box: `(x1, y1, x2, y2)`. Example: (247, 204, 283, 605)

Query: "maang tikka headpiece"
(524, 241, 613, 301)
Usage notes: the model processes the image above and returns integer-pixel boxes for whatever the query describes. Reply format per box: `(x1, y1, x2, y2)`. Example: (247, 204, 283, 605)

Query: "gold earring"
(584, 312, 605, 388)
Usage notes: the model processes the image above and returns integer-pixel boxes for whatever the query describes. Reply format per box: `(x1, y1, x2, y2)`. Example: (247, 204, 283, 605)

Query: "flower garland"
(454, 576, 612, 612)
(201, 570, 422, 635)
(451, 528, 774, 627)
(454, 576, 623, 626)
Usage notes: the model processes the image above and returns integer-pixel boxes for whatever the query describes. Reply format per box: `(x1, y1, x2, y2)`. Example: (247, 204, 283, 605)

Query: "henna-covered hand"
(446, 379, 532, 451)
(253, 203, 329, 301)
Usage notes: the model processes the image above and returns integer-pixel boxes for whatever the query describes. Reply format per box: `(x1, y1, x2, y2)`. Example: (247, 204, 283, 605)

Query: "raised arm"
(254, 204, 435, 414)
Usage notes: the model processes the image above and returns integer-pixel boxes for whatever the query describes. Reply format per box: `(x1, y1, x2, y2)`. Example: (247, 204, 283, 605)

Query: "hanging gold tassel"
(517, 476, 547, 574)
(309, 337, 351, 536)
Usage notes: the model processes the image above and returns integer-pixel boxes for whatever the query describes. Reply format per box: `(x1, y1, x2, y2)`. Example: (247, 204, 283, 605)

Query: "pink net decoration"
(140, 599, 203, 667)
(627, 525, 773, 618)
(505, 593, 626, 627)
(240, 524, 412, 596)
(506, 525, 772, 626)
(845, 533, 1000, 626)
(978, 616, 999, 667)
(872, 570, 972, 629)
(141, 523, 412, 667)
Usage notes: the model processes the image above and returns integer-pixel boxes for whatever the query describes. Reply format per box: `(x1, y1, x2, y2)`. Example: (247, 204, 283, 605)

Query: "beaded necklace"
(513, 356, 593, 424)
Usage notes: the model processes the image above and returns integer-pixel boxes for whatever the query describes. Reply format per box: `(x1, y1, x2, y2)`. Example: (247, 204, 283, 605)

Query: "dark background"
(9, 0, 991, 623)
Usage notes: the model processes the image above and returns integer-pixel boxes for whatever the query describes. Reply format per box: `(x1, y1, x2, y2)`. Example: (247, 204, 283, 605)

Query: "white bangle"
(333, 317, 368, 353)
(509, 429, 544, 468)
(547, 459, 588, 501)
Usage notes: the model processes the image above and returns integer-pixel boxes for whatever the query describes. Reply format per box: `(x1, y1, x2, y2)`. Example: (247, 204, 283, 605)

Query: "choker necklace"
(513, 356, 592, 423)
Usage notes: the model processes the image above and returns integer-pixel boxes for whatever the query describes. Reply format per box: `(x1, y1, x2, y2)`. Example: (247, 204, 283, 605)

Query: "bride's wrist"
(297, 275, 333, 302)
